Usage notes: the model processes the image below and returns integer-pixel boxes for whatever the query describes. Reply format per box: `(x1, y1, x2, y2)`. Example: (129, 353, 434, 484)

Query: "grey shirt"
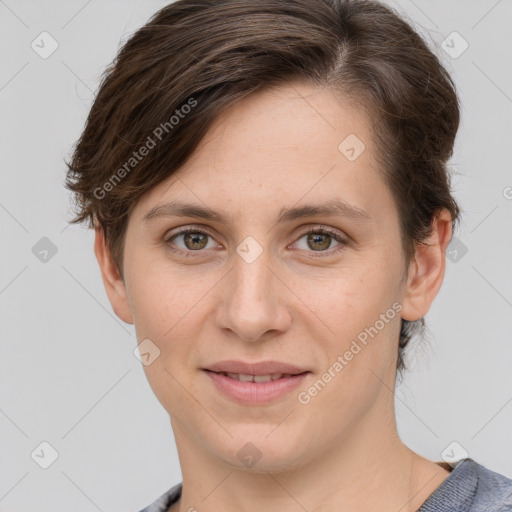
(137, 458, 512, 512)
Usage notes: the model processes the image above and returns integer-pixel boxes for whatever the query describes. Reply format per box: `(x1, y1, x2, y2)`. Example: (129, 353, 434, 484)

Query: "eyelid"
(164, 224, 219, 243)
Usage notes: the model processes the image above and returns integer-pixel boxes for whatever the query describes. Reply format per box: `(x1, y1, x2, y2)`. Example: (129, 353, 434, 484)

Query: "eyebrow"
(142, 199, 371, 225)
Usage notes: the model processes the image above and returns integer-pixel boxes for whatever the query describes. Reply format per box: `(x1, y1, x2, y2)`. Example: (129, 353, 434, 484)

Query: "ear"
(401, 209, 453, 321)
(94, 226, 134, 324)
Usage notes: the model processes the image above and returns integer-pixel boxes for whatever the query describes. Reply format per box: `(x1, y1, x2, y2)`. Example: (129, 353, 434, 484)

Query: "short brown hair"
(64, 0, 461, 377)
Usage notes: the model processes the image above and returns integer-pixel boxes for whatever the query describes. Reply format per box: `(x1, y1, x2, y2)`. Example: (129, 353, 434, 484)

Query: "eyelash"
(163, 226, 348, 259)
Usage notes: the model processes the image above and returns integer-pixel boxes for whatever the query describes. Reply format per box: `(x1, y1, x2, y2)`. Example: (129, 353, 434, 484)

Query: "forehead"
(196, 82, 373, 171)
(132, 82, 397, 228)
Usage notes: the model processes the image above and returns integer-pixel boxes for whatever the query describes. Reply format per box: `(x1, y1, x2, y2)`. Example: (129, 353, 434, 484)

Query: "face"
(101, 82, 429, 472)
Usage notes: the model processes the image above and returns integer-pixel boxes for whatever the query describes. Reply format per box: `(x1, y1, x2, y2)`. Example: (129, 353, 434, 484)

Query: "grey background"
(1, 0, 511, 510)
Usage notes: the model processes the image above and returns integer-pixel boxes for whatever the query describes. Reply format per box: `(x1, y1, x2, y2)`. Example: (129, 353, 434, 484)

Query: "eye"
(163, 225, 347, 258)
(164, 227, 219, 256)
(292, 227, 347, 258)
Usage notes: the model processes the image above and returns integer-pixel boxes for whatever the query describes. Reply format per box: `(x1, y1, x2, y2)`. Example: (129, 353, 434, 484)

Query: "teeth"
(222, 372, 288, 382)
(254, 375, 272, 382)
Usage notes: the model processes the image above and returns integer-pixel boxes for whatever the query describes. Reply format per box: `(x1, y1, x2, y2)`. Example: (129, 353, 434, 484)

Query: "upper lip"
(204, 360, 310, 376)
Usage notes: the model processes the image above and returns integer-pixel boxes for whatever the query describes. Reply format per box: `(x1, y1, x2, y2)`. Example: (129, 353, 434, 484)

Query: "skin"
(95, 82, 453, 512)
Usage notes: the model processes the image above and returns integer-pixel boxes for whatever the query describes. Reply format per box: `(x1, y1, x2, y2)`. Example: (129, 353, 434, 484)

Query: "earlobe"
(94, 226, 134, 325)
(400, 209, 453, 322)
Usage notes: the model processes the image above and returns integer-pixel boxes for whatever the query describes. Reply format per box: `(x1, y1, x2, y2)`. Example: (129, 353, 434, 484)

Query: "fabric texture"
(137, 458, 512, 512)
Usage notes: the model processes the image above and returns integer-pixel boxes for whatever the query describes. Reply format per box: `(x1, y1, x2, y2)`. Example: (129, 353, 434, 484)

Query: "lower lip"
(204, 370, 310, 405)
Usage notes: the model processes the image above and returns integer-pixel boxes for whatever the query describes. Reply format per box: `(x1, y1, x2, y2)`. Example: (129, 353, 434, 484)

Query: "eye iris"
(307, 232, 331, 251)
(184, 232, 208, 250)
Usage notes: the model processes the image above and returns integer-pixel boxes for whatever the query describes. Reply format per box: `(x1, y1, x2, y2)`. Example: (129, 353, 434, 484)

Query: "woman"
(64, 0, 512, 510)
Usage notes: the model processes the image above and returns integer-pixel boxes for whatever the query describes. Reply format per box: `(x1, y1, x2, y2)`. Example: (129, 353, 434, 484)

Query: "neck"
(169, 400, 449, 512)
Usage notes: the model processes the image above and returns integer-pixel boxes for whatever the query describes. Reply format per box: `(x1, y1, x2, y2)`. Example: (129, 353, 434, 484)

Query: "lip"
(202, 360, 311, 405)
(204, 371, 310, 405)
(204, 360, 309, 375)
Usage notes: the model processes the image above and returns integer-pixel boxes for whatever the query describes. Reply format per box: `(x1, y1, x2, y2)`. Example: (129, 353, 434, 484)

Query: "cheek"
(303, 258, 402, 394)
(126, 251, 201, 333)
(308, 259, 399, 333)
(128, 270, 207, 413)
(297, 299, 400, 432)
(126, 262, 219, 381)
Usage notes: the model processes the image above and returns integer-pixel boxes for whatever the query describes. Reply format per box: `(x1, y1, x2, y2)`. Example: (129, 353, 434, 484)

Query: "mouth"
(202, 361, 311, 404)
(205, 371, 303, 382)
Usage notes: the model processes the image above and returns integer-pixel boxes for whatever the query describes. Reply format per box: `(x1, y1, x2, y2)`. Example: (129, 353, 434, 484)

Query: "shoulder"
(471, 459, 512, 511)
(419, 458, 512, 512)
(136, 482, 182, 512)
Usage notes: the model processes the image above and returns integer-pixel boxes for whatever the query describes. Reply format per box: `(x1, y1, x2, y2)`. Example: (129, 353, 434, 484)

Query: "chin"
(208, 426, 311, 474)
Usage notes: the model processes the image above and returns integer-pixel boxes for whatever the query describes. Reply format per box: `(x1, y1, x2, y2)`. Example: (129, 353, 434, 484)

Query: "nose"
(215, 247, 292, 342)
